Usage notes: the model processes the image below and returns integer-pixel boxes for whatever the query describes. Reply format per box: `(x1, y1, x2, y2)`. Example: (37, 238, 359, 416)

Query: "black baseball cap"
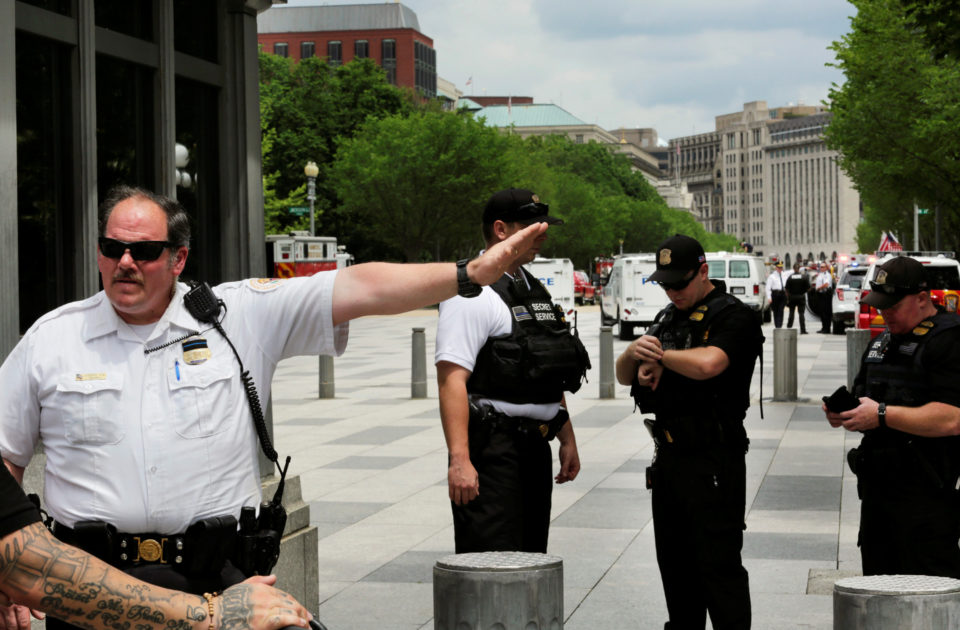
(862, 256, 928, 309)
(649, 234, 706, 284)
(482, 188, 564, 225)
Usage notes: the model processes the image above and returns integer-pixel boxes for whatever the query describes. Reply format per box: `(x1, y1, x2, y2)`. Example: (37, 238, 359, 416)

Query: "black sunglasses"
(98, 237, 174, 261)
(868, 280, 921, 296)
(659, 269, 697, 292)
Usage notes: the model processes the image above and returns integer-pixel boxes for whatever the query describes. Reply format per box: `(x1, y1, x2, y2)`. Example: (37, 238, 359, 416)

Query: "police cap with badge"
(862, 256, 928, 310)
(649, 234, 707, 291)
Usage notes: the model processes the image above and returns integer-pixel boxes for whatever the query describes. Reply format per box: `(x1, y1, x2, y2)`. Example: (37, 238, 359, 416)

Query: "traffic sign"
(917, 208, 930, 215)
(289, 206, 310, 216)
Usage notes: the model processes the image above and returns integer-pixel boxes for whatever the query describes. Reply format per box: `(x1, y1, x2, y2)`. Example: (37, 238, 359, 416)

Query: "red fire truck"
(265, 232, 352, 278)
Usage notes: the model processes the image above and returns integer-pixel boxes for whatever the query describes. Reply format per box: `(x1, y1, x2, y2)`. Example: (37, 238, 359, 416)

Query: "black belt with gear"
(52, 515, 238, 573)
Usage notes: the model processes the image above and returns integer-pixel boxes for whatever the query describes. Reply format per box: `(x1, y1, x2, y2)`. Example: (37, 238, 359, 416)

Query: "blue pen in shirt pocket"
(175, 358, 181, 381)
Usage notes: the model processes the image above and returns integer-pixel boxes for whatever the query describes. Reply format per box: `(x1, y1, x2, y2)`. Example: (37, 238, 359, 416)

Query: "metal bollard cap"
(834, 574, 960, 595)
(435, 551, 562, 572)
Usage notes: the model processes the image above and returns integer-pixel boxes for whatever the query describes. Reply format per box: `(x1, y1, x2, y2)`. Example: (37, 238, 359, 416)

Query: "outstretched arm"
(331, 222, 547, 325)
(0, 523, 310, 630)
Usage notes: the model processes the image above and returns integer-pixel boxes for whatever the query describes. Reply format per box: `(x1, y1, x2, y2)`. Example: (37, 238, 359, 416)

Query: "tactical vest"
(630, 291, 741, 415)
(857, 311, 960, 487)
(467, 269, 591, 405)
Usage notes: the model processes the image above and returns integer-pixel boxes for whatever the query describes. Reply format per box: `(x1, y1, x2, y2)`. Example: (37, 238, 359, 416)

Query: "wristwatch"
(877, 402, 887, 428)
(456, 259, 482, 298)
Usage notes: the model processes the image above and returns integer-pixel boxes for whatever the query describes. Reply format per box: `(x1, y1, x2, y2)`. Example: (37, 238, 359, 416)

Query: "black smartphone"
(822, 385, 860, 413)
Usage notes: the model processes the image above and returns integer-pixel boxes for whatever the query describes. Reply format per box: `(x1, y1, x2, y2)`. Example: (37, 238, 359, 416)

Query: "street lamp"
(304, 161, 319, 235)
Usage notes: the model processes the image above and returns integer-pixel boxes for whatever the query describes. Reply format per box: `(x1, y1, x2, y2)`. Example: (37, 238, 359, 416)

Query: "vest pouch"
(486, 338, 525, 382)
(521, 327, 590, 394)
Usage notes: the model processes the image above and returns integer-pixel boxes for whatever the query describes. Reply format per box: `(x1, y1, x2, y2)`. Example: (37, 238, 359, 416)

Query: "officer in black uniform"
(785, 262, 810, 333)
(435, 189, 591, 553)
(616, 234, 763, 630)
(824, 256, 960, 577)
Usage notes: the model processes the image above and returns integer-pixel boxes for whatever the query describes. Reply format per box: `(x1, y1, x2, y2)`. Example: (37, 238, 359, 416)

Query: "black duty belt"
(644, 416, 747, 452)
(470, 403, 569, 441)
(53, 515, 238, 572)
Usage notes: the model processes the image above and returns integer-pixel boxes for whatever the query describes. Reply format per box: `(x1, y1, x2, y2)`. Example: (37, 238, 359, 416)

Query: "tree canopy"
(260, 51, 742, 268)
(826, 0, 960, 251)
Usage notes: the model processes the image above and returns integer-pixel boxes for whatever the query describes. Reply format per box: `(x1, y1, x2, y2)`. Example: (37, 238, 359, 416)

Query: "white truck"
(704, 252, 769, 315)
(599, 254, 669, 340)
(524, 256, 576, 318)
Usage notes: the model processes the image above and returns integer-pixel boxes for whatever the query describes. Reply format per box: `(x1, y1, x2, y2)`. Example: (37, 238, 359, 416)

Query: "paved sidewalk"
(270, 306, 862, 630)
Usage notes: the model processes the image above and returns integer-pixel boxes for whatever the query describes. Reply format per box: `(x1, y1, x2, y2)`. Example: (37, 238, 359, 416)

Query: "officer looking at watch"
(0, 185, 545, 630)
(0, 456, 311, 630)
(615, 234, 763, 630)
(824, 256, 960, 578)
(435, 188, 590, 553)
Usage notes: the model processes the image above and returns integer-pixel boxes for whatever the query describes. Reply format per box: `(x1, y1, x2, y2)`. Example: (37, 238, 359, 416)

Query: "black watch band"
(878, 402, 887, 428)
(456, 259, 482, 298)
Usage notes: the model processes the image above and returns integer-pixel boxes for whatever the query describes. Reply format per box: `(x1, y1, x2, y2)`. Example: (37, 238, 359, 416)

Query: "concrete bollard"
(773, 327, 798, 401)
(834, 575, 960, 629)
(412, 327, 427, 399)
(433, 551, 563, 630)
(318, 354, 334, 399)
(599, 326, 614, 399)
(846, 328, 871, 391)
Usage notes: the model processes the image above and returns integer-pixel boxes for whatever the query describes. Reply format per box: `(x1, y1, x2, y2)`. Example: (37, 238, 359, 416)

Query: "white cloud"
(279, 0, 852, 140)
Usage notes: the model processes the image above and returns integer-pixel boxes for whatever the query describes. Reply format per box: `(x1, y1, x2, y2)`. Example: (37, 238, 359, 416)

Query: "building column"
(0, 0, 18, 357)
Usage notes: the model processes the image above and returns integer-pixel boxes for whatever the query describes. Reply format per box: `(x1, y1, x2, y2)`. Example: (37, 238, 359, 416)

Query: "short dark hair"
(98, 185, 191, 249)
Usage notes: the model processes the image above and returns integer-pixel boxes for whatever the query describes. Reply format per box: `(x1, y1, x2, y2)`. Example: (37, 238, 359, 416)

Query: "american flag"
(878, 231, 903, 252)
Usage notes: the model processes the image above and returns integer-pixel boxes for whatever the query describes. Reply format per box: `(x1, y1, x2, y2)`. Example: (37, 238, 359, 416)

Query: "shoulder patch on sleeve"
(247, 278, 286, 292)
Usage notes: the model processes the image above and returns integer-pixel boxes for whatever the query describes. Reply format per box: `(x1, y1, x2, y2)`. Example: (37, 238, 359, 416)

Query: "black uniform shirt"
(652, 288, 763, 421)
(0, 452, 40, 538)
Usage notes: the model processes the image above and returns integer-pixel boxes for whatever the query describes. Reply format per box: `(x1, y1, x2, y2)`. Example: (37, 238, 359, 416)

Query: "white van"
(524, 257, 576, 318)
(599, 254, 669, 340)
(705, 252, 769, 315)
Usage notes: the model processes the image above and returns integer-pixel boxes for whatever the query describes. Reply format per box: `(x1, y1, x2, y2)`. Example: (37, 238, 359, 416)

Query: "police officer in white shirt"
(815, 262, 835, 333)
(0, 185, 545, 630)
(764, 261, 789, 328)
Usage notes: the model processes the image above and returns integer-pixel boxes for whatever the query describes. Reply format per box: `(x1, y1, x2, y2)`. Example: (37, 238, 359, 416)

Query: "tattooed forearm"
(0, 523, 206, 630)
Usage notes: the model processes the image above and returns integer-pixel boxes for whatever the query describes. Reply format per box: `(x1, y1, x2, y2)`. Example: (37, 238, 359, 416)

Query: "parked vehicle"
(831, 265, 867, 333)
(574, 270, 596, 305)
(857, 251, 960, 337)
(600, 254, 668, 340)
(705, 252, 769, 316)
(524, 256, 576, 317)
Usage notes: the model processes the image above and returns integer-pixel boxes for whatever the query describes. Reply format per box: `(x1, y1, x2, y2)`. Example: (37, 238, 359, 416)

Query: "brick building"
(257, 3, 437, 98)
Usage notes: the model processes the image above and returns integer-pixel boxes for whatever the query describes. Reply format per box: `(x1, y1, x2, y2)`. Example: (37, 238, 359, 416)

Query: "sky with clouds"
(280, 0, 857, 143)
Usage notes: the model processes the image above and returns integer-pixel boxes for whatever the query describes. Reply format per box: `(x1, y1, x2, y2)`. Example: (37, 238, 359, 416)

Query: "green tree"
(826, 0, 960, 251)
(331, 110, 511, 262)
(259, 53, 413, 235)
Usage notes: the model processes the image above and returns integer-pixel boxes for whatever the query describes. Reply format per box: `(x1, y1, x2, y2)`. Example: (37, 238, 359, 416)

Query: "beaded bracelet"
(202, 592, 218, 630)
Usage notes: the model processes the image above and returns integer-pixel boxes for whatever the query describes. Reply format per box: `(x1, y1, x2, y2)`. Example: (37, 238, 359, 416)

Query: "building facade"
(256, 3, 437, 98)
(667, 101, 859, 258)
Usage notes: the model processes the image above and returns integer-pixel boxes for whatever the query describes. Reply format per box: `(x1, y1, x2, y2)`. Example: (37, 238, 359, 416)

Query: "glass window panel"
(707, 261, 726, 278)
(327, 40, 341, 65)
(175, 78, 221, 283)
(301, 41, 315, 59)
(174, 0, 218, 62)
(273, 42, 288, 57)
(354, 39, 368, 58)
(95, 0, 153, 40)
(16, 32, 77, 330)
(729, 261, 750, 278)
(19, 0, 72, 16)
(96, 54, 156, 198)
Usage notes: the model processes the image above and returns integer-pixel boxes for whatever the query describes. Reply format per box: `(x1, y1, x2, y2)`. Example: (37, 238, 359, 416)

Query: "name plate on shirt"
(75, 372, 107, 381)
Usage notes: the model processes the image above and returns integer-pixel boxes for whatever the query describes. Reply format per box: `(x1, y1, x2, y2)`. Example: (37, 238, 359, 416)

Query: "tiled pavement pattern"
(269, 306, 861, 629)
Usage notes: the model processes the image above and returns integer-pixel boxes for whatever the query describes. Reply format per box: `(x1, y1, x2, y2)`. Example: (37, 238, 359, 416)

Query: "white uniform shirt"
(764, 269, 789, 301)
(435, 278, 561, 421)
(816, 271, 833, 292)
(0, 273, 348, 533)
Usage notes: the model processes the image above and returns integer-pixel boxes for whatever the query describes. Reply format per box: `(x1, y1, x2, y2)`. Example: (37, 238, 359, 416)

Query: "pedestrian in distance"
(815, 261, 834, 333)
(615, 234, 763, 630)
(784, 262, 810, 333)
(823, 256, 960, 578)
(0, 185, 546, 630)
(764, 260, 789, 328)
(435, 188, 590, 553)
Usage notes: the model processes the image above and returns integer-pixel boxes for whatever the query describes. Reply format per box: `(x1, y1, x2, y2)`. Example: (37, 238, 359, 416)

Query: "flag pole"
(913, 202, 919, 251)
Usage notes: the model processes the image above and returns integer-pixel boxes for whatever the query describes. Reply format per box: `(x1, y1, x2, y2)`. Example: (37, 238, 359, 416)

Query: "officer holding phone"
(0, 185, 544, 630)
(823, 256, 960, 578)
